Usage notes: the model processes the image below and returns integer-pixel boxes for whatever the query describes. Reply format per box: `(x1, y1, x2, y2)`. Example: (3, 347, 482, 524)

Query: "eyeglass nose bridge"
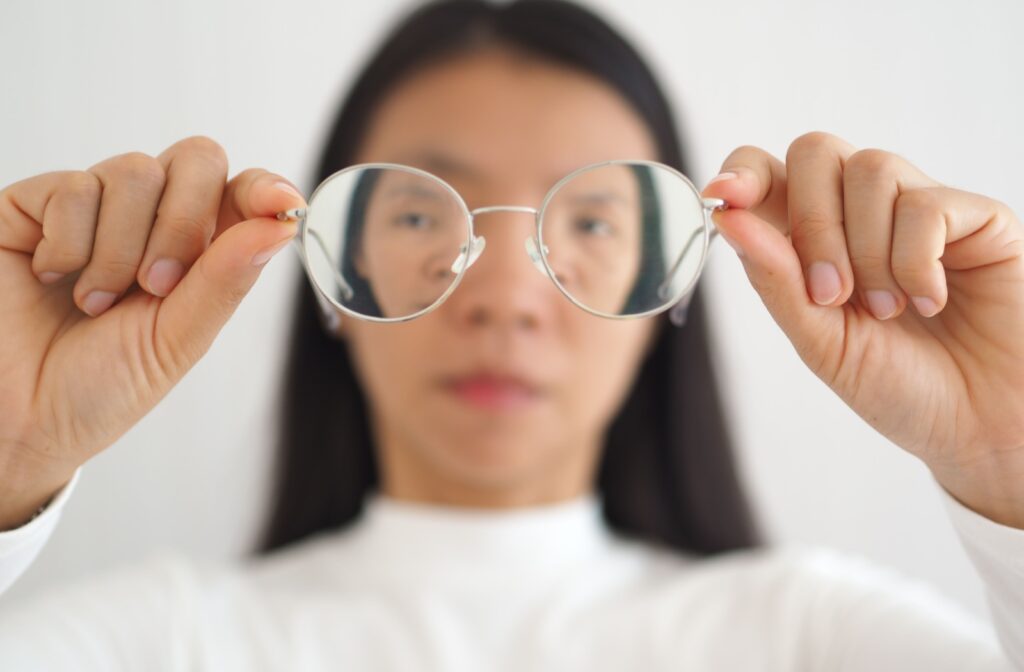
(454, 205, 549, 277)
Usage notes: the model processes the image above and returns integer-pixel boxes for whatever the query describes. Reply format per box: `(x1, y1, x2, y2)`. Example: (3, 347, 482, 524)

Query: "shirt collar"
(344, 491, 615, 582)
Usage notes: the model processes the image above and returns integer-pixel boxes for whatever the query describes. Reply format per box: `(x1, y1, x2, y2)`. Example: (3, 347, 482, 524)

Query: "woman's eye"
(394, 212, 433, 229)
(574, 217, 613, 236)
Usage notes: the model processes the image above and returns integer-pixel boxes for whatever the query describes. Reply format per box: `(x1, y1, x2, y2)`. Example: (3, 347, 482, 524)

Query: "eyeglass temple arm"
(664, 198, 728, 328)
(278, 208, 352, 333)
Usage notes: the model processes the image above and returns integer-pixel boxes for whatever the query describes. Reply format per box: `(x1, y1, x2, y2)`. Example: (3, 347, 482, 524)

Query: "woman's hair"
(339, 169, 384, 317)
(255, 0, 765, 558)
(621, 164, 667, 314)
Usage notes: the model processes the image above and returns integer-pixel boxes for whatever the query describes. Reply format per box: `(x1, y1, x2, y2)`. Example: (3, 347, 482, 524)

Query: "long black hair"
(255, 0, 765, 558)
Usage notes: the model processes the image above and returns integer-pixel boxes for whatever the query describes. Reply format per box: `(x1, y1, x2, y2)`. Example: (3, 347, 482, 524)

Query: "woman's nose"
(455, 205, 549, 277)
(441, 208, 559, 330)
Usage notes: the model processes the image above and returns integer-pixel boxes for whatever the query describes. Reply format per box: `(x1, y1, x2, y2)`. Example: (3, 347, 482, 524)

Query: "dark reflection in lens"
(539, 162, 706, 316)
(305, 163, 702, 321)
(337, 169, 384, 316)
(620, 165, 668, 314)
(539, 164, 642, 315)
(321, 168, 466, 319)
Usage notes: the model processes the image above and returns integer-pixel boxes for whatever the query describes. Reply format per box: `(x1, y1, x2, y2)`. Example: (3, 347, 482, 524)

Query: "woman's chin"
(422, 426, 563, 491)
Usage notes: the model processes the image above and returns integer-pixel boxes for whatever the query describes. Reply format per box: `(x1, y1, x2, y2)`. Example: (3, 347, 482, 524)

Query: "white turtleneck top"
(1, 464, 1023, 671)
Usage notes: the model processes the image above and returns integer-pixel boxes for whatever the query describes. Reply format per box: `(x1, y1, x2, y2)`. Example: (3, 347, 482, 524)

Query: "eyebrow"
(382, 149, 639, 204)
(565, 191, 635, 207)
(379, 182, 449, 201)
(386, 150, 483, 181)
(386, 149, 579, 191)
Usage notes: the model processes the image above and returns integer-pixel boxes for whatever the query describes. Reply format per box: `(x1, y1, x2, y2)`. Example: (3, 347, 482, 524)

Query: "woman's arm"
(783, 477, 1023, 672)
(0, 465, 81, 595)
(934, 475, 1024, 670)
(0, 546, 202, 671)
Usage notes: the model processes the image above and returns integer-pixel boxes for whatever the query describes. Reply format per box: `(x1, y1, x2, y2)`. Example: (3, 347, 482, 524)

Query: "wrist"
(929, 456, 1024, 530)
(0, 460, 76, 532)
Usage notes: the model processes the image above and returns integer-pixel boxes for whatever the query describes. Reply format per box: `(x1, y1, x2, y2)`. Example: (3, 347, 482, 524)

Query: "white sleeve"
(790, 475, 1024, 672)
(933, 474, 1024, 671)
(0, 465, 82, 596)
(0, 550, 204, 672)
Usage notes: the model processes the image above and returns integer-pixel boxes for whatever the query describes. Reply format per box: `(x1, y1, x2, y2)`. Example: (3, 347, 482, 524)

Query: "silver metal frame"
(277, 159, 727, 330)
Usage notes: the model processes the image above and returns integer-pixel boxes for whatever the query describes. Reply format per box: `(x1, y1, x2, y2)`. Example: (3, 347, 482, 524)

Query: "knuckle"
(889, 247, 935, 284)
(894, 188, 943, 219)
(85, 255, 141, 282)
(151, 319, 202, 383)
(109, 152, 166, 190)
(849, 251, 892, 276)
(790, 211, 837, 240)
(788, 131, 840, 160)
(846, 148, 901, 180)
(61, 170, 102, 203)
(177, 135, 228, 173)
(156, 212, 211, 246)
(889, 241, 929, 269)
(890, 261, 934, 289)
(47, 247, 92, 269)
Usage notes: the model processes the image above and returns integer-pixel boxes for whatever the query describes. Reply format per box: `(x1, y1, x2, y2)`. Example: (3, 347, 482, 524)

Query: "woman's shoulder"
(611, 535, 945, 598)
(605, 534, 984, 635)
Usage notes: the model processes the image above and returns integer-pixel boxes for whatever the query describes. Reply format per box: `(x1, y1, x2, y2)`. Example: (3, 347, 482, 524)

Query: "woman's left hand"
(701, 131, 1024, 528)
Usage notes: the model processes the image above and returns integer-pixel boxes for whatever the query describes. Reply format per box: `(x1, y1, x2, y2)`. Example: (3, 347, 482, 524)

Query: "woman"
(0, 0, 1022, 669)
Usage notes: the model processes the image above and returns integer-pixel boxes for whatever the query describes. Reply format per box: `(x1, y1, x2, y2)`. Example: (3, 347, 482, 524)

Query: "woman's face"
(341, 46, 663, 506)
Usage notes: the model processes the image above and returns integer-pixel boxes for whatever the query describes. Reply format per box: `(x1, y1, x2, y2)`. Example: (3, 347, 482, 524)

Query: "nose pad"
(524, 236, 550, 276)
(450, 235, 487, 274)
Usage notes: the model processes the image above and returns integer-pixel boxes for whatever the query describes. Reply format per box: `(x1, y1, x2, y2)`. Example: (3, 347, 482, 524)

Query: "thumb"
(714, 206, 844, 367)
(154, 212, 298, 373)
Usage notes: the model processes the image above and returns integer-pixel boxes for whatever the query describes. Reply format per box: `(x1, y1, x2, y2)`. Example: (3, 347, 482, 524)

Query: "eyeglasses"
(276, 159, 726, 331)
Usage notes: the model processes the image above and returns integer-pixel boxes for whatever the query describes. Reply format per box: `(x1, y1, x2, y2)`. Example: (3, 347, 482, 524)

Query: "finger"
(700, 143, 844, 378)
(0, 171, 101, 283)
(73, 152, 166, 317)
(843, 148, 940, 320)
(707, 203, 845, 378)
(138, 136, 229, 298)
(785, 132, 858, 307)
(214, 168, 305, 243)
(700, 144, 789, 238)
(892, 186, 1020, 317)
(152, 168, 305, 377)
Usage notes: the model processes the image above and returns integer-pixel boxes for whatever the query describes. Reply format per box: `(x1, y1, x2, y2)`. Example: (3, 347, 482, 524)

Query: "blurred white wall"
(1, 0, 1022, 626)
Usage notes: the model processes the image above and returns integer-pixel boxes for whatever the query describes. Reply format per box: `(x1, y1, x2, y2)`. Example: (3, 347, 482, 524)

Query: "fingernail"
(272, 181, 304, 200)
(251, 234, 294, 267)
(146, 258, 185, 297)
(866, 289, 898, 320)
(39, 271, 66, 284)
(911, 295, 939, 318)
(704, 171, 737, 189)
(83, 290, 117, 317)
(808, 261, 841, 305)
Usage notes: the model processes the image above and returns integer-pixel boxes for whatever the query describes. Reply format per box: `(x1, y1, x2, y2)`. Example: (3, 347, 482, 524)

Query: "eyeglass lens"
(302, 162, 708, 321)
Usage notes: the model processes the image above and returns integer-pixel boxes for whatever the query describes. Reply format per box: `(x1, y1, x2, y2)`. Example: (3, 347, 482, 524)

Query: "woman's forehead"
(355, 47, 658, 187)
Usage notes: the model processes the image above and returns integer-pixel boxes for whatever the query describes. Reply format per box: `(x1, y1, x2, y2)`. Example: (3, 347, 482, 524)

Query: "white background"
(1, 0, 1022, 627)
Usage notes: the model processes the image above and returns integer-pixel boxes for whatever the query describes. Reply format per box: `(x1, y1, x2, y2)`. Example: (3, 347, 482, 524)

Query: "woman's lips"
(443, 375, 543, 411)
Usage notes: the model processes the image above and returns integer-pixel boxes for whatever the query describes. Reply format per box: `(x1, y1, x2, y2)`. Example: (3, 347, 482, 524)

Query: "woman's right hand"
(0, 136, 306, 529)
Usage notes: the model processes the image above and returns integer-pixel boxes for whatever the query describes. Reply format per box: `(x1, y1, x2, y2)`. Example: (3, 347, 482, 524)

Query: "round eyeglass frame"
(276, 158, 728, 330)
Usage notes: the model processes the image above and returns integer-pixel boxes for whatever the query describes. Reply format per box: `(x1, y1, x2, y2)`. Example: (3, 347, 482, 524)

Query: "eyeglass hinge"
(277, 208, 307, 221)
